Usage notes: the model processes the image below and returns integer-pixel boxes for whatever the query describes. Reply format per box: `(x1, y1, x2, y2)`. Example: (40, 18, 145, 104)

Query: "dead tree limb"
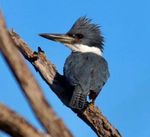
(9, 20, 121, 137)
(0, 12, 72, 137)
(0, 104, 47, 137)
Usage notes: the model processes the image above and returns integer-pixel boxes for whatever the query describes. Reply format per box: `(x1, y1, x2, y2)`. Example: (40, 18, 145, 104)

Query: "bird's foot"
(88, 101, 95, 109)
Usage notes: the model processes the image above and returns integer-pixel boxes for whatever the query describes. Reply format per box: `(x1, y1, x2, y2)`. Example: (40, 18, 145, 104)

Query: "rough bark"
(9, 23, 121, 137)
(0, 10, 121, 137)
(0, 104, 47, 137)
(0, 12, 72, 137)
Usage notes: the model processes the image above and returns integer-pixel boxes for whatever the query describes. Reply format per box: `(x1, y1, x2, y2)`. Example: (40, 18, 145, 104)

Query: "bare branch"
(9, 20, 121, 137)
(0, 104, 46, 137)
(0, 12, 72, 137)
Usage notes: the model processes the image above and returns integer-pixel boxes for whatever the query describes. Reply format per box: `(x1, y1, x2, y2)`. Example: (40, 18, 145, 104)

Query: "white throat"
(65, 44, 102, 56)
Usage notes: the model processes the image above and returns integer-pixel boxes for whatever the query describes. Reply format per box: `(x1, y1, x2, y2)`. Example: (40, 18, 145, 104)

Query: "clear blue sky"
(0, 0, 150, 137)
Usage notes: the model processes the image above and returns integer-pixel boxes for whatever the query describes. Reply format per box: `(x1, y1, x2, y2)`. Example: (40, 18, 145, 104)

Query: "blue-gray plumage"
(64, 52, 109, 109)
(39, 16, 110, 110)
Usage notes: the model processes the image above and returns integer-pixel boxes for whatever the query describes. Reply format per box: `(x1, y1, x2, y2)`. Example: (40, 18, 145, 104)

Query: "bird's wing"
(64, 52, 109, 96)
(64, 52, 92, 95)
(90, 55, 110, 92)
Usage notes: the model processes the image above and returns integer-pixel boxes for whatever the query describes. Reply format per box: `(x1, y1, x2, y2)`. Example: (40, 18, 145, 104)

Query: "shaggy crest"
(67, 16, 104, 51)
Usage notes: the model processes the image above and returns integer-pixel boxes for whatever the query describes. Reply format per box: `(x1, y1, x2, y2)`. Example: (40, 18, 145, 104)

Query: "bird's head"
(39, 16, 104, 55)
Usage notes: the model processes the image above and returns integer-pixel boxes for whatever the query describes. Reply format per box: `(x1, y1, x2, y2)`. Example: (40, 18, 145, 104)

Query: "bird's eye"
(72, 33, 84, 39)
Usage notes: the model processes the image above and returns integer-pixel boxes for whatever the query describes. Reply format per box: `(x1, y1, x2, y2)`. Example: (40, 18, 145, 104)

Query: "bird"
(39, 16, 110, 110)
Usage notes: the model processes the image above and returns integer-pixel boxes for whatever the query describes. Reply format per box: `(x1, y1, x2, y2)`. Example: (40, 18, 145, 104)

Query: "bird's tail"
(69, 86, 86, 110)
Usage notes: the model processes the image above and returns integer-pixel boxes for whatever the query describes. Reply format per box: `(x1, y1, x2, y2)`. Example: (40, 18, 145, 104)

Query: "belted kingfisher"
(39, 17, 110, 110)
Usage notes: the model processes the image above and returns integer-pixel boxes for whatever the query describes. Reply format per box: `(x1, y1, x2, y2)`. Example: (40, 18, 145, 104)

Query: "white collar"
(65, 43, 102, 56)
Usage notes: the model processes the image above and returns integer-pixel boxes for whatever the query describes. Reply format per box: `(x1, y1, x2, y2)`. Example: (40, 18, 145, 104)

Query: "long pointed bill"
(39, 33, 75, 45)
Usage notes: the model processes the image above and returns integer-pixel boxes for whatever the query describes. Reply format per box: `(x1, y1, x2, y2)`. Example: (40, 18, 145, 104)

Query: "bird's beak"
(39, 33, 75, 45)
